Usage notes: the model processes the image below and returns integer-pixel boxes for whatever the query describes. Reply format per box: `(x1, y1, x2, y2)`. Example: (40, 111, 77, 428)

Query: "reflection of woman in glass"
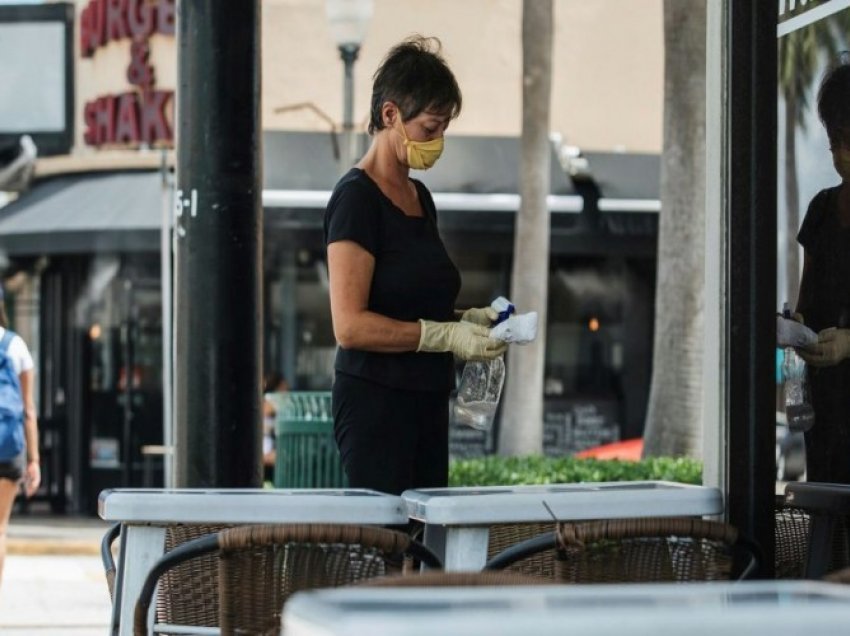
(795, 57, 850, 483)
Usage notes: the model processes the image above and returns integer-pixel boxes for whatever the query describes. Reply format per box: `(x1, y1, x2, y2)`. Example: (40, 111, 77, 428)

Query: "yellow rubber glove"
(418, 319, 507, 361)
(798, 327, 850, 367)
(455, 306, 499, 326)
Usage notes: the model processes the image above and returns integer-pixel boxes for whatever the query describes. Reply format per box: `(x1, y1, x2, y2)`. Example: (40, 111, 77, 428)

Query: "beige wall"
(64, 0, 662, 164)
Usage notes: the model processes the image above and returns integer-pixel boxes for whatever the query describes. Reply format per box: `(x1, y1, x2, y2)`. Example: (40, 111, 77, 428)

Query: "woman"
(795, 58, 850, 483)
(324, 36, 506, 495)
(0, 289, 39, 586)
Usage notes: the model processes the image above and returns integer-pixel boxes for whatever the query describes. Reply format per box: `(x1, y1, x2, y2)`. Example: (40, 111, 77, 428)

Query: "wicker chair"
(155, 523, 232, 630)
(133, 523, 442, 636)
(358, 569, 549, 588)
(485, 517, 761, 583)
(775, 495, 810, 578)
(487, 522, 555, 579)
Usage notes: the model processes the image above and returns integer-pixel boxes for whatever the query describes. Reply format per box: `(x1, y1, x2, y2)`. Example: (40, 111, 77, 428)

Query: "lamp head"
(325, 0, 373, 49)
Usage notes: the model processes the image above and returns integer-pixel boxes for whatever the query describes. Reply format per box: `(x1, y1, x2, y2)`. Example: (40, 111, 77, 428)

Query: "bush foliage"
(449, 455, 702, 487)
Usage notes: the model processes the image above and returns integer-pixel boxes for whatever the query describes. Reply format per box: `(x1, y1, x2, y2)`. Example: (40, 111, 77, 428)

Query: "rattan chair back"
(487, 522, 555, 579)
(358, 569, 549, 588)
(154, 523, 231, 630)
(133, 523, 441, 636)
(775, 496, 810, 579)
(486, 517, 758, 583)
(555, 518, 742, 583)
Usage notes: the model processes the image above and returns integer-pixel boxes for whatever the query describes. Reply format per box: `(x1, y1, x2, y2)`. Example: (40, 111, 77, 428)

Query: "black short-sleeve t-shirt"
(324, 168, 461, 391)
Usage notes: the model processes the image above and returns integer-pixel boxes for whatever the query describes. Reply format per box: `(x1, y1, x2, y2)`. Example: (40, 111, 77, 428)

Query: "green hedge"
(449, 455, 702, 487)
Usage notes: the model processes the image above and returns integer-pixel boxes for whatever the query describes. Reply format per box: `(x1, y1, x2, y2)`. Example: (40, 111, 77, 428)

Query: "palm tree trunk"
(642, 0, 706, 458)
(499, 0, 553, 456)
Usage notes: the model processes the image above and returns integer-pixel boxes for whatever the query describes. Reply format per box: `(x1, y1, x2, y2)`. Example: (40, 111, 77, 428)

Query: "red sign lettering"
(80, 0, 175, 58)
(83, 91, 173, 148)
(80, 0, 175, 148)
(126, 0, 155, 40)
(105, 0, 127, 42)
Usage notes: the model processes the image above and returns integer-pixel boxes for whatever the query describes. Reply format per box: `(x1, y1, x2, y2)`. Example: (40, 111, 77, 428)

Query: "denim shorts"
(0, 450, 25, 482)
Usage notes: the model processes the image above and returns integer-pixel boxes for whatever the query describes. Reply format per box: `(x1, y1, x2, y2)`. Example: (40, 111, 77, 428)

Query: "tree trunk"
(641, 0, 706, 458)
(784, 83, 801, 308)
(499, 0, 553, 456)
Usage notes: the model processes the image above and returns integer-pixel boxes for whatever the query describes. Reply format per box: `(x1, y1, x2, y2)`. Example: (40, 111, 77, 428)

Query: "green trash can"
(273, 391, 347, 488)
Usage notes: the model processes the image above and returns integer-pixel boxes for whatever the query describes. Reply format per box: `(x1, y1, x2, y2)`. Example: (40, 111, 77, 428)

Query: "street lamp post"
(325, 0, 373, 172)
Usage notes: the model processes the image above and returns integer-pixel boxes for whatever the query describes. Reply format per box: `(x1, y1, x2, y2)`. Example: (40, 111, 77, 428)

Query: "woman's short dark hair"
(368, 36, 462, 134)
(817, 54, 850, 147)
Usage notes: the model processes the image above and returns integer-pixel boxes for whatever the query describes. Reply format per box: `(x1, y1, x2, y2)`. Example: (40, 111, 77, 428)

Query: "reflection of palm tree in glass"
(779, 15, 849, 305)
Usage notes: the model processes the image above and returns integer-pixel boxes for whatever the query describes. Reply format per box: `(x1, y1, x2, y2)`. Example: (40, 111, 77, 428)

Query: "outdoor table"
(282, 580, 850, 636)
(784, 481, 850, 578)
(99, 487, 407, 636)
(402, 481, 723, 570)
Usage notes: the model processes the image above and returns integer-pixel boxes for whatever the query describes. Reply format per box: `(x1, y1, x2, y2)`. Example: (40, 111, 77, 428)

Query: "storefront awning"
(0, 170, 163, 254)
(0, 132, 658, 256)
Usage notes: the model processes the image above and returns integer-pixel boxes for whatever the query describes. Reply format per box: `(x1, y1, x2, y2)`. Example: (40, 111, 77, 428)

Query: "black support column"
(174, 1, 262, 487)
(725, 1, 777, 575)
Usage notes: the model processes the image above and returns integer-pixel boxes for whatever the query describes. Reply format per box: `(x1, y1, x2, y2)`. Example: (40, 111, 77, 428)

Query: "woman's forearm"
(24, 413, 38, 463)
(333, 309, 422, 352)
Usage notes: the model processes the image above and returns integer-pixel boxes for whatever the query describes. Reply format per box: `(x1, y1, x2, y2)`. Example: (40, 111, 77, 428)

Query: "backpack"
(0, 330, 24, 461)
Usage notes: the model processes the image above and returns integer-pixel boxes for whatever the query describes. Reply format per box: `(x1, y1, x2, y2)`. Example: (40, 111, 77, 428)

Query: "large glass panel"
(777, 1, 850, 483)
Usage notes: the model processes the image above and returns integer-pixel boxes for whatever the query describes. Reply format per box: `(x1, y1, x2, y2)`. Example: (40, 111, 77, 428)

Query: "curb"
(7, 538, 101, 556)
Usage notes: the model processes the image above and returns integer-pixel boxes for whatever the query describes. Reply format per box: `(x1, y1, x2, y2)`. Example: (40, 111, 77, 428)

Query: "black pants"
(332, 372, 450, 495)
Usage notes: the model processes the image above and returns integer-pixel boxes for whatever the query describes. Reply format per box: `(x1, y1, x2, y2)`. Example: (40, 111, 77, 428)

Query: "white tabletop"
(402, 481, 722, 525)
(283, 581, 850, 636)
(98, 488, 407, 525)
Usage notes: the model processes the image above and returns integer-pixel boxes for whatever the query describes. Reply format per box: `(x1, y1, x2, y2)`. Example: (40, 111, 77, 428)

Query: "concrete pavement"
(0, 554, 112, 635)
(1, 506, 112, 635)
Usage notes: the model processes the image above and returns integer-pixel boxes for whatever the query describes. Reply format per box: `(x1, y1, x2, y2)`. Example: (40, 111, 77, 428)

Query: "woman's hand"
(798, 327, 850, 367)
(418, 320, 507, 361)
(456, 306, 499, 326)
(24, 461, 40, 497)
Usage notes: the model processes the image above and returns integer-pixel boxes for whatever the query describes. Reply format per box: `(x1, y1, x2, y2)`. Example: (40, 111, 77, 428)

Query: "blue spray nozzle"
(493, 304, 515, 326)
(489, 296, 516, 326)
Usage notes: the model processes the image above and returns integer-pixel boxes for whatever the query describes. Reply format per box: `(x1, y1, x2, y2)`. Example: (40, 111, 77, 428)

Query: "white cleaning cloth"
(491, 311, 538, 344)
(776, 315, 817, 348)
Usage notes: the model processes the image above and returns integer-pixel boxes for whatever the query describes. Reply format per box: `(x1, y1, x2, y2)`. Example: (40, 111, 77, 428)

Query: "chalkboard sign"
(448, 396, 619, 459)
(543, 398, 620, 456)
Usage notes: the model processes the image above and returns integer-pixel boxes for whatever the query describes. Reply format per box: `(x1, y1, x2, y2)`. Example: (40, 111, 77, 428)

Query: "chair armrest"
(101, 522, 122, 600)
(483, 531, 557, 571)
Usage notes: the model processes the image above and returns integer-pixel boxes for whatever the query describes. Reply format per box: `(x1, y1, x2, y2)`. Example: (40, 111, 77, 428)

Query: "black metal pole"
(726, 0, 776, 576)
(174, 0, 263, 487)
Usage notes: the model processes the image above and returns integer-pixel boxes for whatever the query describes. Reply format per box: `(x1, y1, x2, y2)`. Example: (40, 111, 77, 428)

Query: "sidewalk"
(7, 505, 108, 556)
(0, 504, 112, 635)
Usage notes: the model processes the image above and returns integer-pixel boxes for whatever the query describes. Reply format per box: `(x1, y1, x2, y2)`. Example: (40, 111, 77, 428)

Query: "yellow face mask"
(396, 119, 444, 170)
(833, 147, 850, 182)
